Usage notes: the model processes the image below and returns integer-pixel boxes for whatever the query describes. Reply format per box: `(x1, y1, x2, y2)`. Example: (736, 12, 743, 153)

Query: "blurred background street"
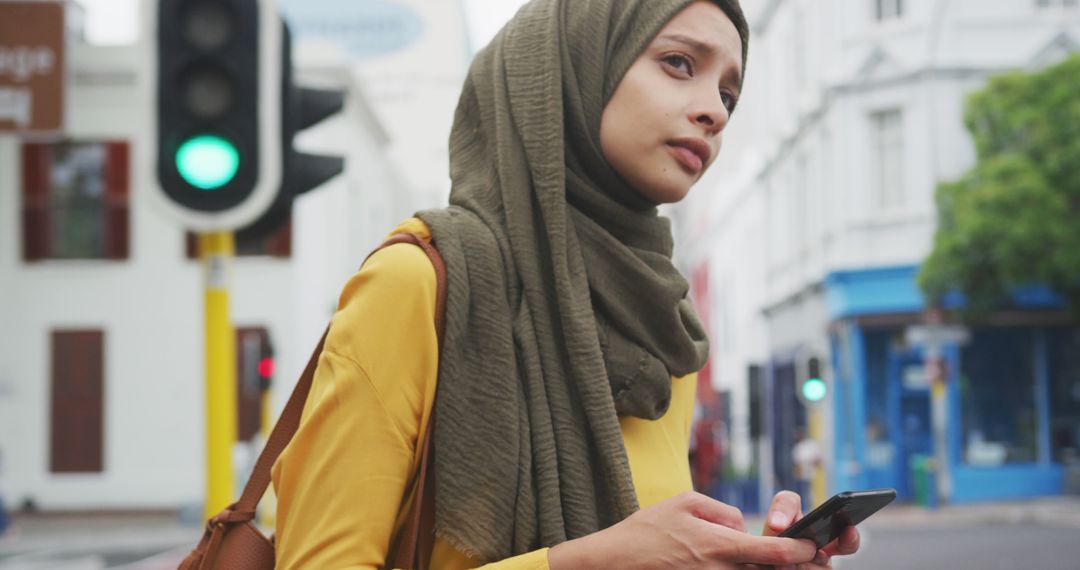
(2, 0, 1080, 567)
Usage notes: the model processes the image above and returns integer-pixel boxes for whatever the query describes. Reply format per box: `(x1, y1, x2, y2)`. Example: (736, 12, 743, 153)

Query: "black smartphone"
(778, 489, 897, 548)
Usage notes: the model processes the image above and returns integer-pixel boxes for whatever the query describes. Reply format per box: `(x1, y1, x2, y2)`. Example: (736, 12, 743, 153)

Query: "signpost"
(905, 308, 970, 507)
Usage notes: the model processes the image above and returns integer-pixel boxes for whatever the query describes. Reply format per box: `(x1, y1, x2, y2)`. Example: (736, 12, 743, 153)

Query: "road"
(4, 499, 1080, 569)
(840, 522, 1080, 569)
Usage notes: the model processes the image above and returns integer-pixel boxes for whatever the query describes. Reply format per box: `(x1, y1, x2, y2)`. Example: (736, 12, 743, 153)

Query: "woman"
(271, 0, 861, 568)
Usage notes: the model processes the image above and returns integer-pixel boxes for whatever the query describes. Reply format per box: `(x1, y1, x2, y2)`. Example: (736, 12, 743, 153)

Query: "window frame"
(21, 140, 131, 263)
(869, 108, 905, 211)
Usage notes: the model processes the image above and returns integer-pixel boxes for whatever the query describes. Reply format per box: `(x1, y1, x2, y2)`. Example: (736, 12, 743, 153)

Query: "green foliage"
(918, 53, 1080, 320)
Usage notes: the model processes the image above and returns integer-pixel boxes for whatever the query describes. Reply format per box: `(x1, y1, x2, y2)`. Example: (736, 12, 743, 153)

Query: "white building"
(279, 0, 473, 207)
(673, 0, 1080, 507)
(0, 0, 454, 510)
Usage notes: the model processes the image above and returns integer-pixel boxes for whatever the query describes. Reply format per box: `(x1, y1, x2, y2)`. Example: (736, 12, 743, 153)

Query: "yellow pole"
(809, 407, 826, 509)
(200, 231, 237, 521)
(261, 387, 272, 439)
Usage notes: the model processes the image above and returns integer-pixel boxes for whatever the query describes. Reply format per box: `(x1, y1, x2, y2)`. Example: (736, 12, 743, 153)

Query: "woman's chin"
(640, 179, 693, 205)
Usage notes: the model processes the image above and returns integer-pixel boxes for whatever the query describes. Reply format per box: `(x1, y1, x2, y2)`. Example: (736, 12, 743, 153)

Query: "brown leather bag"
(179, 233, 447, 570)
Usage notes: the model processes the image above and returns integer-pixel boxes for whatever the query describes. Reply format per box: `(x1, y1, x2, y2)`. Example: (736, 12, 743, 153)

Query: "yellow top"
(271, 218, 697, 569)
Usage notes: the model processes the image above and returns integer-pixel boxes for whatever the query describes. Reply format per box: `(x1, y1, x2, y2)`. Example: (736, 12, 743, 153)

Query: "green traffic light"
(176, 135, 239, 190)
(802, 378, 827, 402)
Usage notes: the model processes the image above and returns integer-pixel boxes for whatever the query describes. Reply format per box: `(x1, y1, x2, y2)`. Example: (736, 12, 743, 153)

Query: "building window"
(21, 141, 130, 262)
(960, 329, 1038, 465)
(870, 109, 904, 210)
(875, 0, 904, 21)
(51, 330, 105, 473)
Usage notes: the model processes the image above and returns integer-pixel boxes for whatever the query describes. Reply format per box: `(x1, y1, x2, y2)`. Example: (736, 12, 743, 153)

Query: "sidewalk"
(741, 495, 1080, 536)
(0, 512, 200, 569)
(865, 496, 1080, 529)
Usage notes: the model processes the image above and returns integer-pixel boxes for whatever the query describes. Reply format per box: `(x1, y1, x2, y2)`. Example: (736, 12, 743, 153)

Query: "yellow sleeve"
(271, 227, 553, 570)
(475, 549, 550, 569)
(271, 241, 439, 570)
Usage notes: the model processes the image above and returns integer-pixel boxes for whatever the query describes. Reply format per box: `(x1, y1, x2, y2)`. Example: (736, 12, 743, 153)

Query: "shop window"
(51, 330, 105, 473)
(22, 141, 130, 262)
(960, 329, 1038, 465)
(864, 332, 894, 471)
(1049, 327, 1080, 464)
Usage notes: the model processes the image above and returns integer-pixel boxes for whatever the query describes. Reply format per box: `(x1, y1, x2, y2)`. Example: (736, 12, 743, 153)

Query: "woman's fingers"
(810, 548, 831, 567)
(763, 490, 803, 536)
(679, 492, 748, 532)
(725, 532, 818, 566)
(822, 525, 860, 556)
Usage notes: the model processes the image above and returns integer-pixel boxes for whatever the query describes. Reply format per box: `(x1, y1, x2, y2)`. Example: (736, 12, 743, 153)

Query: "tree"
(919, 53, 1080, 320)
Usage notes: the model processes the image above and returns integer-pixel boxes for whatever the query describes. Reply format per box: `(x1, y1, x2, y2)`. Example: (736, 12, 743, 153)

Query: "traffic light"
(257, 353, 274, 391)
(798, 355, 828, 405)
(232, 20, 344, 241)
(152, 0, 343, 234)
(154, 0, 282, 231)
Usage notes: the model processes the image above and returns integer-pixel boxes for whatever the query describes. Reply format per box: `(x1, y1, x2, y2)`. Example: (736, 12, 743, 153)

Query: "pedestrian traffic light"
(798, 355, 828, 405)
(152, 0, 283, 231)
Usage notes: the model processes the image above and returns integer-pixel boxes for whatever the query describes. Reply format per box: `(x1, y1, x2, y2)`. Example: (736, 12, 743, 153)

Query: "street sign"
(0, 1, 65, 135)
(905, 324, 970, 358)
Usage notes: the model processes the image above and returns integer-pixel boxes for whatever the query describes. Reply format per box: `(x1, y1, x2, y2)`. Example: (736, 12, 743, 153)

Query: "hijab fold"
(415, 0, 748, 562)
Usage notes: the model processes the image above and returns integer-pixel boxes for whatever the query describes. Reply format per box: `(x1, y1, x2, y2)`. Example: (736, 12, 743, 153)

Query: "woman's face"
(600, 1, 743, 204)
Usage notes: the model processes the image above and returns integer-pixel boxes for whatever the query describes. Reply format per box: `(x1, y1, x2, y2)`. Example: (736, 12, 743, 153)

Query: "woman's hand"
(761, 491, 862, 570)
(548, 491, 817, 569)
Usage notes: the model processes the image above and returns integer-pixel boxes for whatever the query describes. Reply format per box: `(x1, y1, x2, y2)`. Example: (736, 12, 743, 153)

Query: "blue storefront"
(825, 266, 1080, 504)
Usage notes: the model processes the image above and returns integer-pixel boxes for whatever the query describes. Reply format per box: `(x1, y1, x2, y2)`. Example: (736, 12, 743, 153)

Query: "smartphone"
(778, 489, 897, 548)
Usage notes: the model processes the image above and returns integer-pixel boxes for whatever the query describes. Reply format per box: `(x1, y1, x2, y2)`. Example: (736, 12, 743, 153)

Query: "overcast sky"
(75, 0, 529, 51)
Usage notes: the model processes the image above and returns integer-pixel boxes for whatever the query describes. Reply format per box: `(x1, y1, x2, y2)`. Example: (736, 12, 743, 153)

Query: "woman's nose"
(691, 94, 729, 134)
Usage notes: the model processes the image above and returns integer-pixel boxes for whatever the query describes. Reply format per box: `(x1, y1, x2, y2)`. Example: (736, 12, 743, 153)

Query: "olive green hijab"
(415, 0, 748, 562)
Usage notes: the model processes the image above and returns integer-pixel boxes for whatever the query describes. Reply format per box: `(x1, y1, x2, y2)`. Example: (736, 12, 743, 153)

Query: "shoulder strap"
(231, 232, 446, 569)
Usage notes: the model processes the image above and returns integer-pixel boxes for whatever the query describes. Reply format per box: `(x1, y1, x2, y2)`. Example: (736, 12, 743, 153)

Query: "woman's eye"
(721, 92, 736, 113)
(661, 54, 692, 76)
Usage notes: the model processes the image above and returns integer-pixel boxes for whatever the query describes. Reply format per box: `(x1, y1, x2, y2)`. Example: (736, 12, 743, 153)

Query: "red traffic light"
(258, 356, 275, 379)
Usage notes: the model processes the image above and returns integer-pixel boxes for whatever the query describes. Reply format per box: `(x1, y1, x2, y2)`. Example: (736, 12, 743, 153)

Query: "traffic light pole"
(808, 406, 827, 509)
(151, 0, 342, 522)
(200, 231, 237, 521)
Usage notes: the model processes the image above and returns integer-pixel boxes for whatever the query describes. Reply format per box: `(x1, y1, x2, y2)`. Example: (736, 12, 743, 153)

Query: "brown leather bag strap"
(374, 233, 446, 570)
(232, 233, 447, 569)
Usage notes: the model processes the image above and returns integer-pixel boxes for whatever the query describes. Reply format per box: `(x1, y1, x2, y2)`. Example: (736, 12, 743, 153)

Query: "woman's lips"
(667, 143, 704, 174)
(666, 138, 710, 175)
